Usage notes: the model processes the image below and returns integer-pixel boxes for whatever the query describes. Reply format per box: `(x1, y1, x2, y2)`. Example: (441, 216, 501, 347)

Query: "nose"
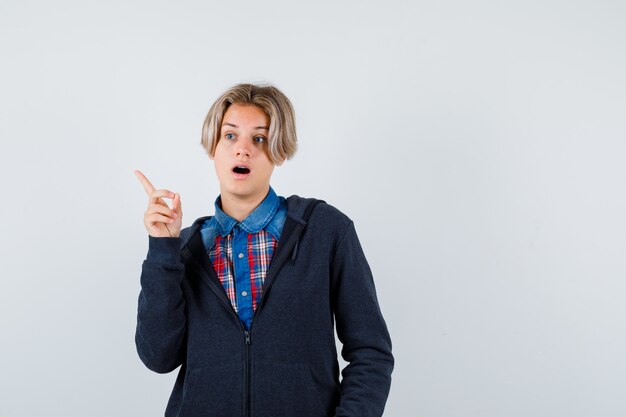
(235, 140, 253, 158)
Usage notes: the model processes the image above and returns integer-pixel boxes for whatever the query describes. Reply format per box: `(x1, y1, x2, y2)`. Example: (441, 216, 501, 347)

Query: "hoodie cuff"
(147, 235, 183, 264)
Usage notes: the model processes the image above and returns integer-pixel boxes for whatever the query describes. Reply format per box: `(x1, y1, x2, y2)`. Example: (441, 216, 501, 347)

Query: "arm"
(331, 221, 394, 417)
(135, 235, 187, 373)
(133, 170, 186, 373)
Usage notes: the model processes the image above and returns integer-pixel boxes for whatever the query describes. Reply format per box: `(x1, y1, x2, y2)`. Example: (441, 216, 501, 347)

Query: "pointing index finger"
(134, 169, 155, 195)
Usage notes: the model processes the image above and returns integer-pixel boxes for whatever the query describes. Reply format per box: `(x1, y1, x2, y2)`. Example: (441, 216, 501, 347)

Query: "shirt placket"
(232, 225, 253, 330)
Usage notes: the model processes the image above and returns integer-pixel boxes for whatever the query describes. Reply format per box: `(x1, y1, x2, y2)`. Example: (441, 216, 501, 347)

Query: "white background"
(1, 1, 625, 416)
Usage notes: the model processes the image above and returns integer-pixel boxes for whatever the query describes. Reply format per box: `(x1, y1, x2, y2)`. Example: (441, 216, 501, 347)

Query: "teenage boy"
(134, 83, 394, 417)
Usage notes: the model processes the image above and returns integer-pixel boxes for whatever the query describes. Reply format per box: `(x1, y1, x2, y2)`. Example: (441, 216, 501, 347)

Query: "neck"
(220, 186, 270, 222)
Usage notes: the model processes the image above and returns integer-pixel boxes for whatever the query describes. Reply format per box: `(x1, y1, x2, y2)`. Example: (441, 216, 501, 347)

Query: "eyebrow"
(221, 122, 269, 131)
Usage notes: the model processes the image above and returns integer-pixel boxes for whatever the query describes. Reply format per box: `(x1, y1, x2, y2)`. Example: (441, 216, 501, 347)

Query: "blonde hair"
(201, 83, 297, 164)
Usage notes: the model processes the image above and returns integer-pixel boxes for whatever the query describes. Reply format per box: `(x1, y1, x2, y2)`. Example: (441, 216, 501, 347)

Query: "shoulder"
(285, 194, 352, 229)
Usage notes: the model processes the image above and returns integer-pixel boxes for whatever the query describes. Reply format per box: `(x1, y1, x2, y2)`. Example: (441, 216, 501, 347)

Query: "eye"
(224, 133, 235, 140)
(253, 136, 266, 143)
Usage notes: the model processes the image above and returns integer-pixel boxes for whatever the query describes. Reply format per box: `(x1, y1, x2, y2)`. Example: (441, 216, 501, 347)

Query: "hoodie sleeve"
(135, 235, 187, 374)
(330, 220, 394, 417)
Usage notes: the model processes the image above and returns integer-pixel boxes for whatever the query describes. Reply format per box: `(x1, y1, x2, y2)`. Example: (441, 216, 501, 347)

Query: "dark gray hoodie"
(135, 195, 394, 417)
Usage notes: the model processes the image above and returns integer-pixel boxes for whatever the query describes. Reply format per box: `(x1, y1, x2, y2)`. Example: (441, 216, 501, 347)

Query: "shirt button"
(238, 253, 244, 259)
(241, 291, 248, 297)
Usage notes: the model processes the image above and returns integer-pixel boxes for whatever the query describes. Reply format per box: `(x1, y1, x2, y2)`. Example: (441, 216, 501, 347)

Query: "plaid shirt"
(200, 187, 287, 330)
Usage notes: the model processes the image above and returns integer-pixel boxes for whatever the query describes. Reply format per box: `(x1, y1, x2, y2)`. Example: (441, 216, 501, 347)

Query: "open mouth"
(233, 166, 251, 174)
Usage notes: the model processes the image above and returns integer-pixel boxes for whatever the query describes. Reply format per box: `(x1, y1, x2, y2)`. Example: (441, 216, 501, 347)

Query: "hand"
(134, 169, 183, 238)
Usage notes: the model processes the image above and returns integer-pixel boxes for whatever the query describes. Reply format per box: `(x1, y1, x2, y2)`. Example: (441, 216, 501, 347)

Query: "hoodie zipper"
(244, 329, 251, 417)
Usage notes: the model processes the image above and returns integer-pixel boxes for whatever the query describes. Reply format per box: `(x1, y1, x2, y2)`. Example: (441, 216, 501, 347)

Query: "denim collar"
(213, 186, 280, 236)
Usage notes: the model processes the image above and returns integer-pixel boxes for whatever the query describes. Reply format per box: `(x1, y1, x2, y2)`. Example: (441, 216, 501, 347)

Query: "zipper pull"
(244, 330, 251, 345)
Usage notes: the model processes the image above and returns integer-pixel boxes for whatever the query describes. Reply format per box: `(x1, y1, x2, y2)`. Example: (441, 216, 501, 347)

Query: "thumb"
(173, 193, 182, 214)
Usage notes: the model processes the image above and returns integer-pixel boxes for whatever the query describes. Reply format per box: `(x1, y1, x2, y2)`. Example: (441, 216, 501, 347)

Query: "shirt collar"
(213, 186, 281, 236)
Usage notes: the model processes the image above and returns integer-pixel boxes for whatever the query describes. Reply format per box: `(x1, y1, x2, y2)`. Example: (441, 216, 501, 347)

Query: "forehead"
(221, 103, 269, 128)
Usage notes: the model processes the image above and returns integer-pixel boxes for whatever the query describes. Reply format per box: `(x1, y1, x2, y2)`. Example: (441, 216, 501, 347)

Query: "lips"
(231, 163, 251, 179)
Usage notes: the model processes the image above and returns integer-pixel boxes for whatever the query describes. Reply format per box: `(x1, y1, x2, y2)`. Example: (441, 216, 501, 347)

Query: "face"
(211, 103, 280, 203)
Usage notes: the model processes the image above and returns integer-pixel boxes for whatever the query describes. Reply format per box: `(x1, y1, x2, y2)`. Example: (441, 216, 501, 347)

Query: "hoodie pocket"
(254, 362, 328, 417)
(178, 364, 241, 417)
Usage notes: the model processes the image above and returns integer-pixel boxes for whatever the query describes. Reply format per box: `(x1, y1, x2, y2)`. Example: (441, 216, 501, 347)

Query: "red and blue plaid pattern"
(209, 229, 278, 314)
